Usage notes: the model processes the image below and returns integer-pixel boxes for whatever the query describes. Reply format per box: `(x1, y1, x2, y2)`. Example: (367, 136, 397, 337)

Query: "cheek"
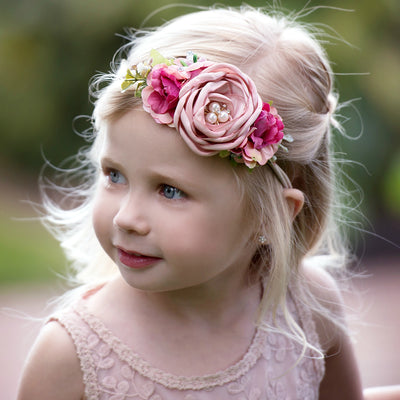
(155, 212, 215, 255)
(211, 204, 255, 256)
(164, 207, 245, 257)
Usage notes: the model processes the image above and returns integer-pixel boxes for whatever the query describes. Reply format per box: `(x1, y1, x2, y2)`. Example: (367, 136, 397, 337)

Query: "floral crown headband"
(121, 50, 292, 171)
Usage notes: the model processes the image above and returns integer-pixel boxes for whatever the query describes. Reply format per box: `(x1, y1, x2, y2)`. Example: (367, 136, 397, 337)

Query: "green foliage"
(0, 210, 65, 284)
(383, 153, 400, 216)
(121, 68, 148, 96)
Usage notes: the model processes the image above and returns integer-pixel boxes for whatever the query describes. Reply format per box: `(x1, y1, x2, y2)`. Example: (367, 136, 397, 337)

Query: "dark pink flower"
(142, 62, 210, 125)
(235, 103, 284, 167)
(142, 64, 190, 124)
(250, 103, 284, 149)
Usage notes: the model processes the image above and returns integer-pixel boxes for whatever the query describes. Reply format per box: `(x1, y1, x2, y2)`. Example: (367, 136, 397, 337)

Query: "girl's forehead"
(103, 109, 239, 187)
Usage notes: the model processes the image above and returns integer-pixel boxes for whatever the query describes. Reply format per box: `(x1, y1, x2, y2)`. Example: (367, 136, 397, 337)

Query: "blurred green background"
(1, 0, 399, 285)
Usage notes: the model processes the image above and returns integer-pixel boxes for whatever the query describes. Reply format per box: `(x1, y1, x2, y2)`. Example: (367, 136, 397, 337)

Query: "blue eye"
(107, 169, 126, 184)
(161, 184, 185, 200)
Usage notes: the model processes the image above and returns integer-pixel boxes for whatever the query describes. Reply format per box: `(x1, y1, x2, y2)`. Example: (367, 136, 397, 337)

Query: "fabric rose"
(141, 64, 190, 125)
(173, 63, 263, 156)
(251, 103, 284, 147)
(241, 103, 284, 167)
(142, 61, 210, 125)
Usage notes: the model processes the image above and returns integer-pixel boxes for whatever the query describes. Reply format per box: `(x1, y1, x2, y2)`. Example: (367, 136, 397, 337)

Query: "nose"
(113, 191, 150, 236)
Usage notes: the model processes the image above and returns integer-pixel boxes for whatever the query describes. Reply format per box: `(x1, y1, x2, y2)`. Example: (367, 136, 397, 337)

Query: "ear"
(283, 188, 304, 220)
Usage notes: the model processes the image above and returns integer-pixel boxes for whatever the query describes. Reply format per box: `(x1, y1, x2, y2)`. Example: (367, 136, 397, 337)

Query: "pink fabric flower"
(173, 63, 263, 156)
(142, 62, 210, 125)
(250, 103, 284, 148)
(142, 64, 189, 125)
(240, 103, 284, 167)
(241, 141, 280, 168)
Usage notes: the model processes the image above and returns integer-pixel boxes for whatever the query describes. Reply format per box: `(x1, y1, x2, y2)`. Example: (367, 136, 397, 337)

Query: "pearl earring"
(258, 235, 267, 245)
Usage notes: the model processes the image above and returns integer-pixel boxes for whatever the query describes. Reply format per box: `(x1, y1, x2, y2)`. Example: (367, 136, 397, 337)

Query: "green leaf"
(219, 150, 230, 158)
(125, 69, 135, 79)
(121, 80, 133, 91)
(150, 49, 172, 67)
(229, 158, 239, 168)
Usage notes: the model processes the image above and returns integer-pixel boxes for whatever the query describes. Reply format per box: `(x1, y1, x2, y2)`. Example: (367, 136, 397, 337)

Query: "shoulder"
(17, 320, 84, 400)
(299, 261, 363, 400)
(300, 260, 344, 306)
(299, 260, 346, 349)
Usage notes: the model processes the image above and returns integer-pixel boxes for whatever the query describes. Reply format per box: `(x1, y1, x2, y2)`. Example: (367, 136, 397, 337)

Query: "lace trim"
(73, 302, 267, 391)
(50, 313, 100, 400)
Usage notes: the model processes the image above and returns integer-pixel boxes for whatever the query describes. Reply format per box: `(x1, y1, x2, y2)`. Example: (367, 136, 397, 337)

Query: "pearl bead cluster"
(205, 101, 230, 125)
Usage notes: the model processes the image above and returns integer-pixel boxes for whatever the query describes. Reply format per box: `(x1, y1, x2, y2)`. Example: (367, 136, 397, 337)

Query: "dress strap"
(49, 309, 100, 400)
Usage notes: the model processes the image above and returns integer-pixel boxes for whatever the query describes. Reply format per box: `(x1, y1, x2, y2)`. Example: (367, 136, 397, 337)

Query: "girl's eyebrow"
(100, 156, 123, 170)
(148, 169, 199, 193)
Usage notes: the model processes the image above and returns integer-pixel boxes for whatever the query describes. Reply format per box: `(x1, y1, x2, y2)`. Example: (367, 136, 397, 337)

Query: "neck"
(113, 267, 260, 329)
(152, 279, 259, 326)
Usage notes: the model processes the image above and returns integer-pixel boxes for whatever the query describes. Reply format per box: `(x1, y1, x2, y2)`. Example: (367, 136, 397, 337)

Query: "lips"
(117, 248, 161, 269)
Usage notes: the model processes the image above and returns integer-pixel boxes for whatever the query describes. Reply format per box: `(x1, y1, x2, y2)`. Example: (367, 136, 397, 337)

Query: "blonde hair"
(42, 5, 352, 355)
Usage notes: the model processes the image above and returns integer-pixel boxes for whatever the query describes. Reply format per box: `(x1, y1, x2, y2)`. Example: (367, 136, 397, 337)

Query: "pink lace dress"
(51, 290, 325, 400)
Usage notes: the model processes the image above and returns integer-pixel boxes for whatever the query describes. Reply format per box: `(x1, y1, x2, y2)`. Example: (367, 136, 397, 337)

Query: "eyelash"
(159, 184, 186, 200)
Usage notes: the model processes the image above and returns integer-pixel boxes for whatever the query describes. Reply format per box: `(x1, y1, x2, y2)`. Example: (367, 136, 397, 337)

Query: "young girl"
(18, 6, 364, 400)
